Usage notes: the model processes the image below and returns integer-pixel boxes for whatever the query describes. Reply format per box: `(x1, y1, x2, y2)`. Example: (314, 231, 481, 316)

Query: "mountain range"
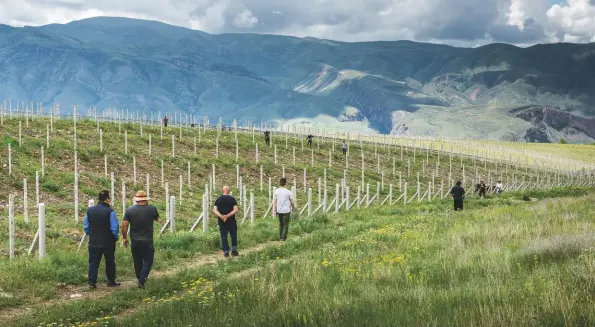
(1, 17, 594, 142)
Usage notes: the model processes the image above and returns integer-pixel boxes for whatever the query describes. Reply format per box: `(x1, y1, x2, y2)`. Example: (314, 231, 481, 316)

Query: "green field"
(0, 115, 593, 326)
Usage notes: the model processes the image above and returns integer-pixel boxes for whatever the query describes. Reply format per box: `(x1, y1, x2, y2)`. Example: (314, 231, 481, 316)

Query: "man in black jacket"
(264, 131, 271, 146)
(83, 190, 120, 289)
(450, 181, 466, 211)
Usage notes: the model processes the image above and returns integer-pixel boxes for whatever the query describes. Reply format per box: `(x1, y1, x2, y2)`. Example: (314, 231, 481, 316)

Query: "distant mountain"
(1, 17, 594, 141)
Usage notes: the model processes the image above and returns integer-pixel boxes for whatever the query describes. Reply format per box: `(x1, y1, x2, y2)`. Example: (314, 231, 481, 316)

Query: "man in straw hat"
(213, 185, 239, 257)
(121, 190, 160, 288)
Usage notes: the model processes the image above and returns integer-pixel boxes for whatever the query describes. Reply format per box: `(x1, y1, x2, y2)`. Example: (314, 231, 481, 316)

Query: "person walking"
(273, 178, 295, 241)
(83, 190, 120, 289)
(495, 181, 503, 195)
(341, 141, 347, 155)
(307, 134, 314, 148)
(163, 115, 168, 127)
(121, 190, 159, 289)
(450, 181, 466, 211)
(213, 186, 239, 257)
(478, 181, 487, 198)
(264, 131, 271, 146)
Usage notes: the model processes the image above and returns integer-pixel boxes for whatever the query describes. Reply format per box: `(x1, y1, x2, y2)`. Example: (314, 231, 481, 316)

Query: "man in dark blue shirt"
(213, 186, 239, 258)
(83, 190, 120, 289)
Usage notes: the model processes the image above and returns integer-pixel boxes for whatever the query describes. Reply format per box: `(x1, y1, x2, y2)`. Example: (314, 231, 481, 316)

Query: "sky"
(0, 0, 594, 46)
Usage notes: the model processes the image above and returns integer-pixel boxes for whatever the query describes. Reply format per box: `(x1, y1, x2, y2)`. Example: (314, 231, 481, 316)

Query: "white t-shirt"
(274, 187, 292, 214)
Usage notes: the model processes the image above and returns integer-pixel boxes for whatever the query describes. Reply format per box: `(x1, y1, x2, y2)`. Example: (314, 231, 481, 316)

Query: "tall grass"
(110, 194, 595, 327)
(12, 191, 594, 327)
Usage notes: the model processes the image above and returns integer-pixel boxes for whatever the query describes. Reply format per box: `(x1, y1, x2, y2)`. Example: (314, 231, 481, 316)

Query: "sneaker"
(106, 281, 121, 287)
(138, 278, 145, 289)
(224, 252, 230, 258)
(88, 284, 97, 290)
(231, 251, 239, 257)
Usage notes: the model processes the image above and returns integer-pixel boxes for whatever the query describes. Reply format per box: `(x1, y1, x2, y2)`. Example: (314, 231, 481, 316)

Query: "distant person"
(495, 181, 503, 195)
(213, 186, 239, 257)
(478, 181, 487, 198)
(84, 190, 120, 289)
(273, 178, 295, 241)
(450, 181, 466, 211)
(264, 131, 271, 146)
(307, 134, 314, 147)
(163, 116, 168, 127)
(121, 190, 159, 289)
(341, 141, 347, 155)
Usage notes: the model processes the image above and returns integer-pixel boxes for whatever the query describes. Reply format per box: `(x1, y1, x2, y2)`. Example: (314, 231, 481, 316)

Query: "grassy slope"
(12, 188, 595, 327)
(0, 116, 590, 324)
(388, 134, 595, 172)
(154, 191, 593, 327)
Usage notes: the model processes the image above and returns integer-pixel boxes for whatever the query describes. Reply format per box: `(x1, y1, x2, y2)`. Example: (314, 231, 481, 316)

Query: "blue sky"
(0, 0, 594, 45)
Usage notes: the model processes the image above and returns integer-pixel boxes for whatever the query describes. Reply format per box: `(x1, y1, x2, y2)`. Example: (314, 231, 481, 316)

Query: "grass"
(0, 116, 593, 326)
(120, 191, 595, 327)
(9, 188, 593, 327)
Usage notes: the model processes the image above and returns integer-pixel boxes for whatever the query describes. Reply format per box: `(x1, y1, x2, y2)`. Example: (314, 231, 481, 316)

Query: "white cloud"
(189, 0, 230, 31)
(547, 0, 595, 42)
(0, 0, 594, 45)
(233, 9, 258, 28)
(507, 0, 531, 29)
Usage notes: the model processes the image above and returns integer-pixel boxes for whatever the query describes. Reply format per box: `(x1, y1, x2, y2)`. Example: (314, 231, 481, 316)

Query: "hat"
(134, 190, 149, 202)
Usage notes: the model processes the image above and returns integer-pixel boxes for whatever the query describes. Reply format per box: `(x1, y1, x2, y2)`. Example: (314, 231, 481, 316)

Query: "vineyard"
(0, 107, 594, 326)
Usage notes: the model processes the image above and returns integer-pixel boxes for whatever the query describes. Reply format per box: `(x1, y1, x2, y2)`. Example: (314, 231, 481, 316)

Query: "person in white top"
(495, 181, 503, 195)
(273, 178, 295, 241)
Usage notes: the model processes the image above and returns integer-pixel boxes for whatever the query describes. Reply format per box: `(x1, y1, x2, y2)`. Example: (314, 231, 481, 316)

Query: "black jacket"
(86, 202, 117, 248)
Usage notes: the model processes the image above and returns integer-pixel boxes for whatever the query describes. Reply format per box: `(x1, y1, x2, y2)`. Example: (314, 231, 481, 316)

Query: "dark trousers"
(88, 246, 116, 285)
(131, 241, 155, 281)
(308, 141, 312, 147)
(219, 223, 238, 254)
(278, 213, 291, 240)
(342, 149, 347, 155)
(265, 138, 270, 146)
(454, 199, 464, 211)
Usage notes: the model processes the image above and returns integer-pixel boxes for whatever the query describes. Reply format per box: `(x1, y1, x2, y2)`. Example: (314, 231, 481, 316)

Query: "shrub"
(42, 180, 61, 192)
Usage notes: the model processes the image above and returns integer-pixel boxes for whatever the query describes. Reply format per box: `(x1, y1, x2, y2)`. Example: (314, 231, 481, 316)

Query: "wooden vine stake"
(8, 194, 14, 259)
(38, 203, 46, 259)
(133, 156, 137, 184)
(171, 135, 175, 158)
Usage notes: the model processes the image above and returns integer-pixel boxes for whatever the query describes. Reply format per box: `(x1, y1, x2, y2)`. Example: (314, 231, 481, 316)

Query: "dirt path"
(1, 240, 283, 325)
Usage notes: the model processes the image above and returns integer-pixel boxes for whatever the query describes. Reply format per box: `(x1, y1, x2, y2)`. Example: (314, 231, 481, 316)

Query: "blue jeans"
(88, 246, 116, 285)
(219, 223, 238, 254)
(131, 241, 155, 281)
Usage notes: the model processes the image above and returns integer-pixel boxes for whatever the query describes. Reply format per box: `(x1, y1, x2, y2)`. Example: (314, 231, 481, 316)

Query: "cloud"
(189, 0, 230, 31)
(489, 18, 546, 43)
(233, 9, 258, 28)
(0, 0, 594, 46)
(547, 0, 595, 42)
